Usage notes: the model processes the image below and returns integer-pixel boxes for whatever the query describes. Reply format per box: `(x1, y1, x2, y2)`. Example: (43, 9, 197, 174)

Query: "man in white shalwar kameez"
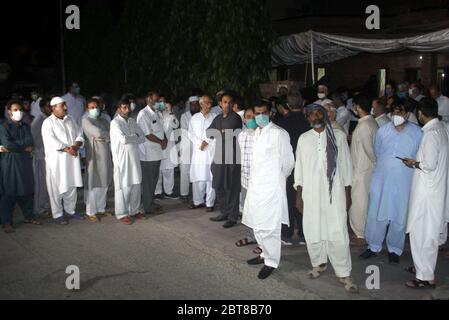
(243, 102, 294, 280)
(41, 97, 85, 225)
(349, 95, 379, 246)
(188, 96, 217, 210)
(441, 121, 449, 250)
(404, 98, 449, 289)
(178, 97, 200, 202)
(155, 102, 179, 198)
(294, 104, 358, 293)
(110, 100, 146, 225)
(82, 98, 113, 222)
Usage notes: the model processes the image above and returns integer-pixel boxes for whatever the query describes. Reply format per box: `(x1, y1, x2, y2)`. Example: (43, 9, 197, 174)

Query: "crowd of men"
(1, 80, 449, 293)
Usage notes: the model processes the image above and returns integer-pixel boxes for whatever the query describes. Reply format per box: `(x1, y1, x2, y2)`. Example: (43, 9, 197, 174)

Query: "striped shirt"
(238, 129, 255, 189)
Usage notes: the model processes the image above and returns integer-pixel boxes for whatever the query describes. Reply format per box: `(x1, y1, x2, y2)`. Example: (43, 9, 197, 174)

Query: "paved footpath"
(1, 190, 448, 300)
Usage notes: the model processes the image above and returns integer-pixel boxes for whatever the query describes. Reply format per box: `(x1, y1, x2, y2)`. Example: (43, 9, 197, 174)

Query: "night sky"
(0, 0, 124, 66)
(0, 0, 447, 91)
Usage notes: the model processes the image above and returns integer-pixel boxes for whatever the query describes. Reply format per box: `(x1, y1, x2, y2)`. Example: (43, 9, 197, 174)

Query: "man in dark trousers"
(209, 92, 243, 228)
(275, 95, 310, 245)
(0, 100, 41, 233)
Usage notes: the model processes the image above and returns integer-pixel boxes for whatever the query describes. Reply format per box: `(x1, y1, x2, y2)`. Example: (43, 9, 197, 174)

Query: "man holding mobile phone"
(361, 100, 423, 264)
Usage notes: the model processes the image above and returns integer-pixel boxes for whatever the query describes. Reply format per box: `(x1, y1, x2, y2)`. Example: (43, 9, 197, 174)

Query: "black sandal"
(24, 219, 42, 226)
(405, 279, 436, 290)
(189, 203, 205, 210)
(405, 266, 416, 275)
(235, 238, 256, 247)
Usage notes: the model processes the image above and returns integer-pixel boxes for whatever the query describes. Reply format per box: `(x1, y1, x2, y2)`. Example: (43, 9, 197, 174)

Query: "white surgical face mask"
(409, 89, 415, 96)
(370, 108, 375, 116)
(318, 93, 326, 100)
(392, 115, 406, 127)
(130, 102, 137, 112)
(11, 110, 24, 122)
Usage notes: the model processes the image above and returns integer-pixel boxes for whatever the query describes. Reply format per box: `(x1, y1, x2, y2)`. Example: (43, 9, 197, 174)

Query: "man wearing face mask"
(243, 101, 295, 280)
(314, 84, 333, 107)
(0, 100, 40, 233)
(92, 96, 112, 122)
(409, 83, 426, 102)
(397, 83, 409, 99)
(42, 97, 85, 225)
(62, 82, 86, 127)
(236, 107, 258, 248)
(83, 96, 112, 123)
(179, 96, 200, 203)
(384, 83, 396, 98)
(294, 104, 357, 293)
(362, 101, 423, 263)
(82, 98, 113, 222)
(154, 99, 180, 199)
(137, 92, 167, 215)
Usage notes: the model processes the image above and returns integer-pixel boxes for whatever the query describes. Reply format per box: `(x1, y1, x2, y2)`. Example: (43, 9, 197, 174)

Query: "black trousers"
(281, 173, 304, 239)
(216, 187, 240, 223)
(1, 195, 35, 225)
(141, 160, 161, 213)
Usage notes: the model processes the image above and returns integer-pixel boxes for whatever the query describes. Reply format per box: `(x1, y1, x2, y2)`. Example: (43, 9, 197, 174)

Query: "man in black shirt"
(275, 95, 310, 245)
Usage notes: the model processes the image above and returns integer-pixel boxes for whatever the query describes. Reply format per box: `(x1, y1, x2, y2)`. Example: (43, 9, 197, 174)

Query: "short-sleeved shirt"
(137, 106, 165, 162)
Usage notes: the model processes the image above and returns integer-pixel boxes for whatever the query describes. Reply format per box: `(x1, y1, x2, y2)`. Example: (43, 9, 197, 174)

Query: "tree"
(65, 0, 118, 97)
(67, 0, 275, 103)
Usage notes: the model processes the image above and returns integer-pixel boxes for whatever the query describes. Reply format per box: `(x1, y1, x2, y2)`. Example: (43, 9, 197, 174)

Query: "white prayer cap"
(50, 97, 65, 106)
(188, 96, 199, 103)
(92, 96, 102, 100)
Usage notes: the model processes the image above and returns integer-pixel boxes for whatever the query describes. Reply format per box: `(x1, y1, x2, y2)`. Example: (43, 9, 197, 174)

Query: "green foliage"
(65, 0, 119, 97)
(65, 0, 275, 103)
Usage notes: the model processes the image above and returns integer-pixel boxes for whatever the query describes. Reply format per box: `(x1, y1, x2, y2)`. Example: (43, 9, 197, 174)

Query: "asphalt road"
(1, 190, 449, 300)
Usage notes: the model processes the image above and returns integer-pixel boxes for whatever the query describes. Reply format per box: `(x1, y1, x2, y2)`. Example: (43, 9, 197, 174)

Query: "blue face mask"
(255, 114, 270, 128)
(89, 108, 100, 119)
(271, 107, 278, 114)
(75, 87, 81, 95)
(155, 102, 166, 111)
(245, 119, 258, 130)
(397, 92, 407, 99)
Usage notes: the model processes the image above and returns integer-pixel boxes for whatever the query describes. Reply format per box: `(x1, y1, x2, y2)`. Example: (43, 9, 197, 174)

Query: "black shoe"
(258, 266, 276, 279)
(247, 256, 265, 265)
(164, 193, 179, 200)
(206, 207, 215, 213)
(210, 215, 227, 222)
(223, 220, 237, 229)
(360, 249, 377, 260)
(181, 196, 190, 203)
(388, 252, 400, 264)
(154, 194, 164, 200)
